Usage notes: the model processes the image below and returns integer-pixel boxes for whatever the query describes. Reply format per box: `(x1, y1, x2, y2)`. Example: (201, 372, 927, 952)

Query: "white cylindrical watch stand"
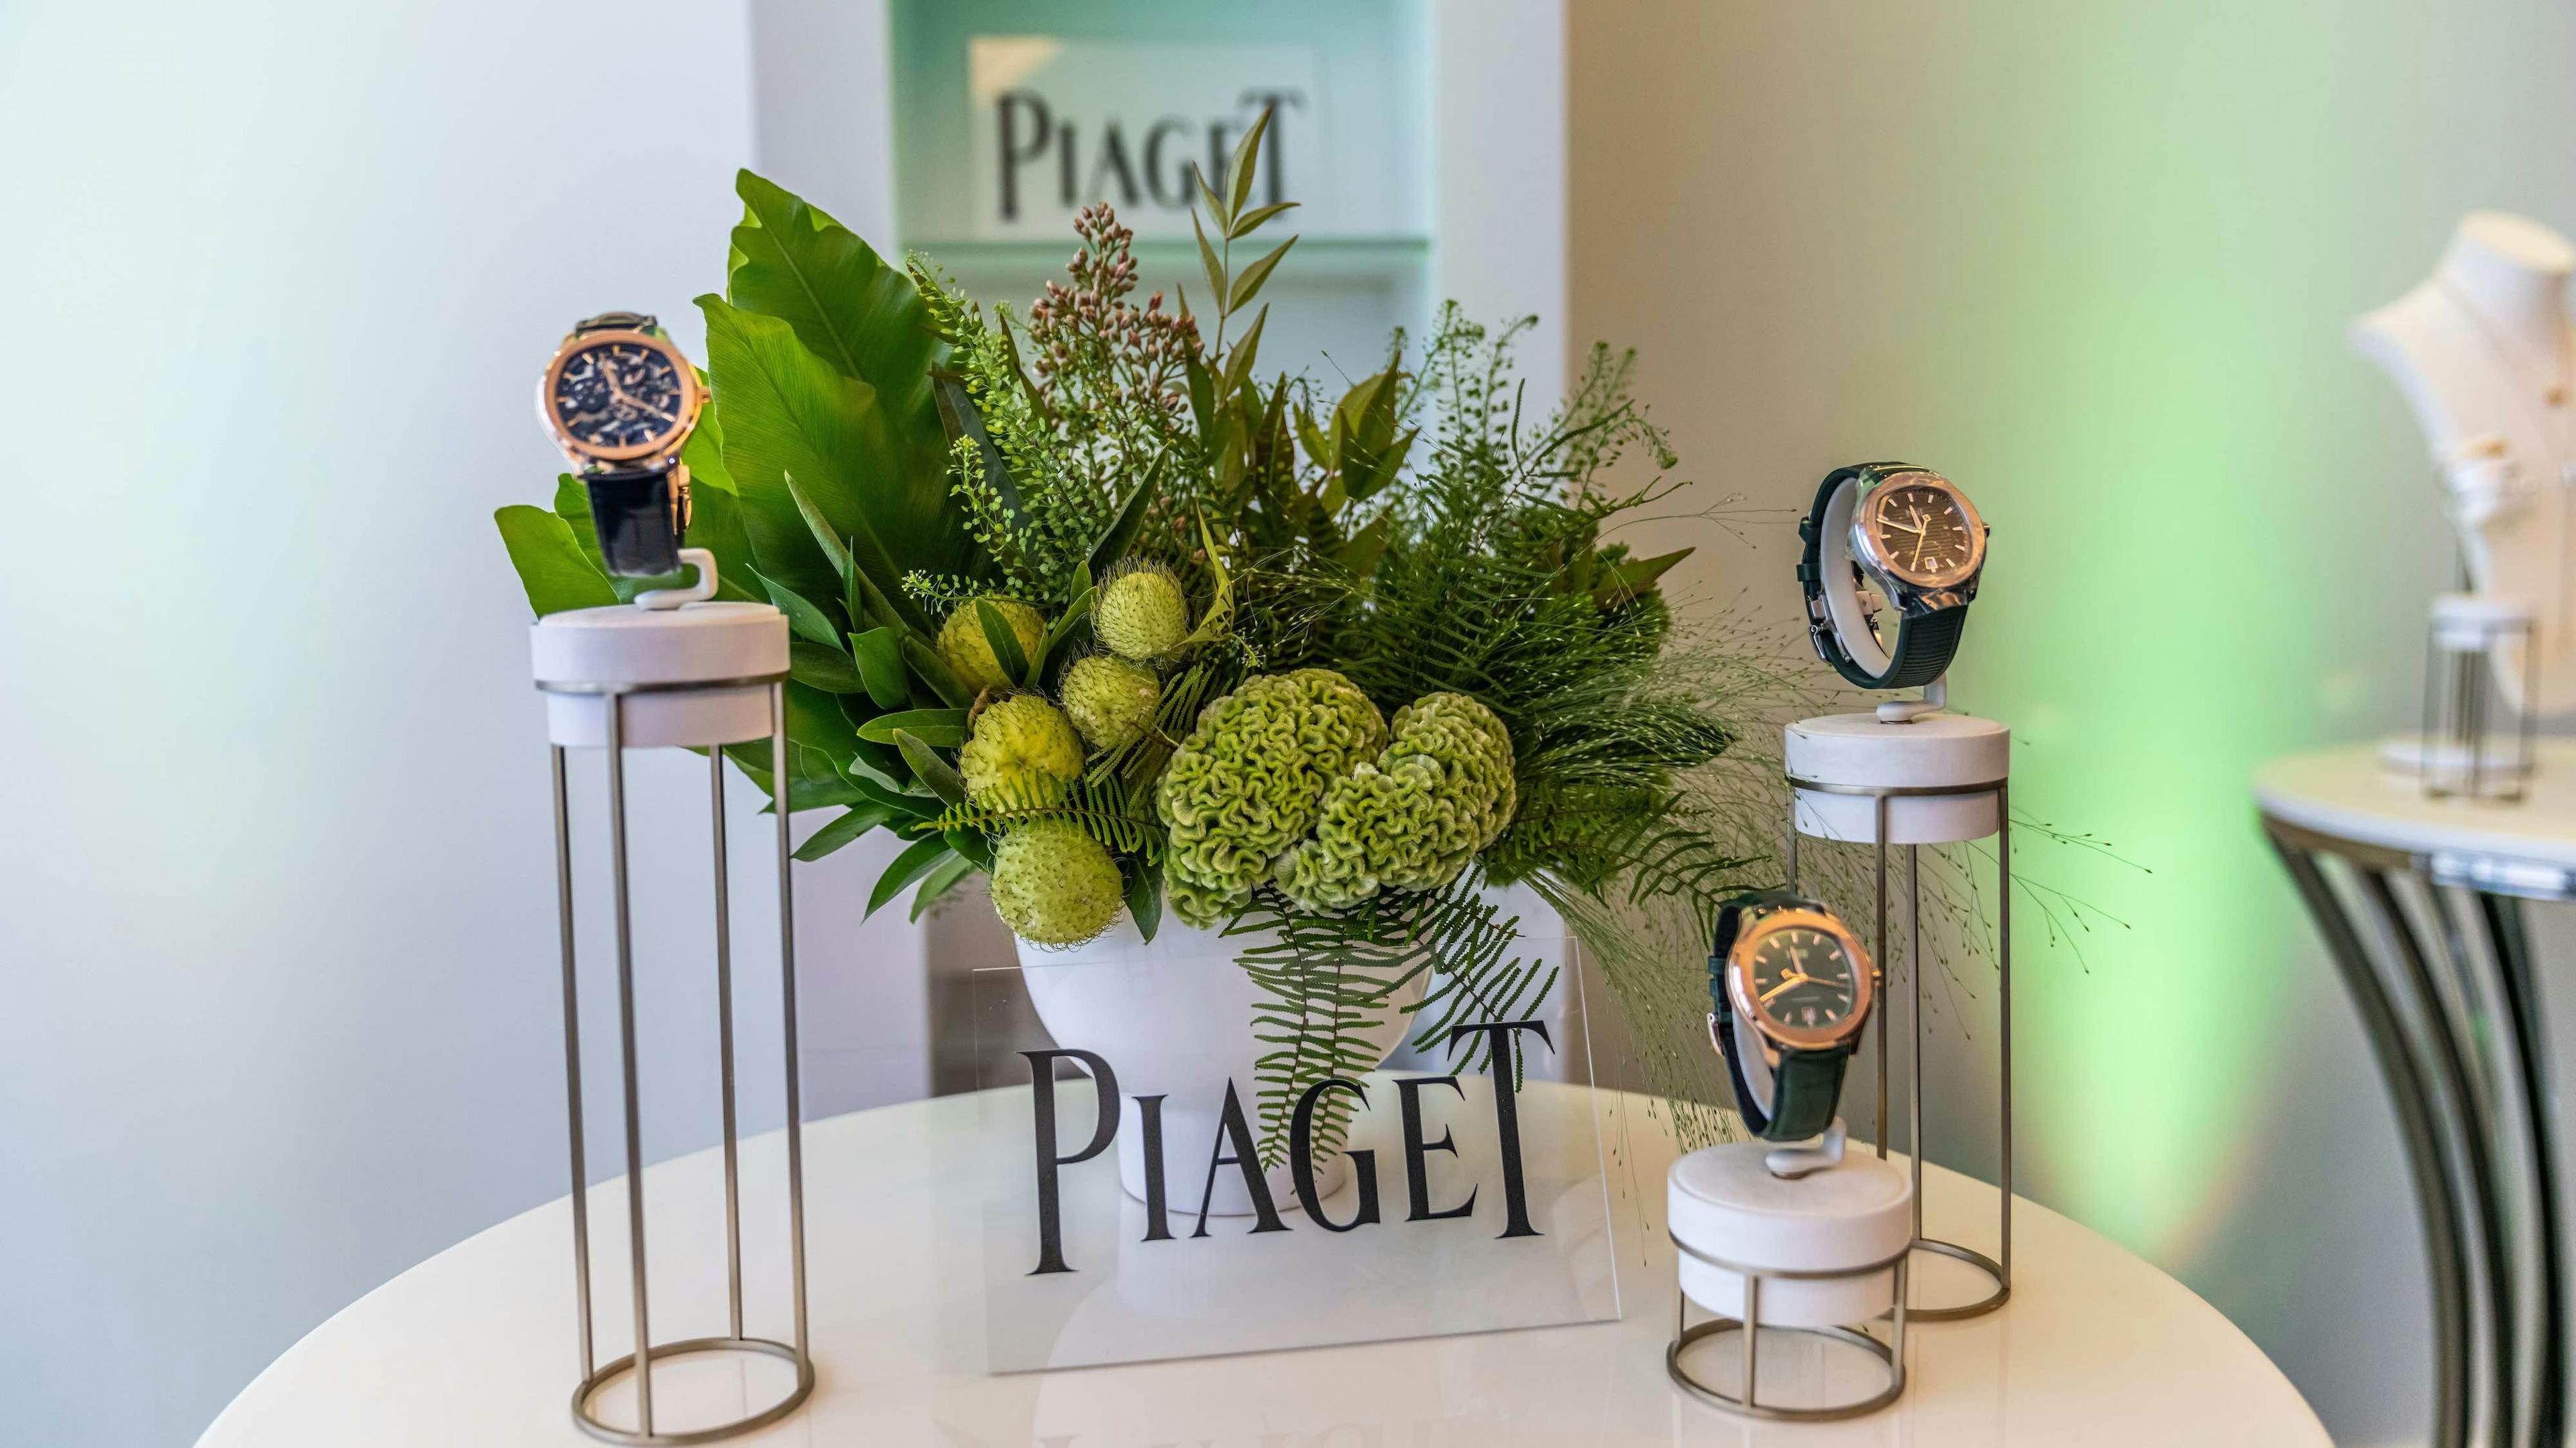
(1666, 1141, 1913, 1418)
(530, 551, 815, 1445)
(1784, 704, 2013, 1321)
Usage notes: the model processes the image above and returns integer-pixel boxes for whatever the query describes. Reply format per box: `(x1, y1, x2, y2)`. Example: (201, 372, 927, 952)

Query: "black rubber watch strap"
(1798, 461, 1971, 691)
(1878, 600, 1967, 690)
(1797, 465, 1872, 685)
(574, 310, 659, 337)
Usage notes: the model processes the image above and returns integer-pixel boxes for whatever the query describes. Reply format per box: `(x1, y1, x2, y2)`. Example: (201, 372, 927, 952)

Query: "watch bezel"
(540, 328, 706, 465)
(1726, 905, 1874, 1052)
(1849, 468, 1986, 592)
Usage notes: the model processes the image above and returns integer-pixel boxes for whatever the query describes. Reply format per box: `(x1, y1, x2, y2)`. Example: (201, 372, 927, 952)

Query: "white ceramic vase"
(1018, 909, 1430, 1219)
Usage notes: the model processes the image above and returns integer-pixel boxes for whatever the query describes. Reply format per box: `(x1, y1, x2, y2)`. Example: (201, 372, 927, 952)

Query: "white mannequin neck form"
(2350, 209, 2576, 714)
(2351, 210, 2575, 457)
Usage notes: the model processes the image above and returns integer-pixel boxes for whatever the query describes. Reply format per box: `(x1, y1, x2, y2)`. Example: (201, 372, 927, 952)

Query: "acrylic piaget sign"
(971, 967, 1622, 1373)
(968, 37, 1379, 242)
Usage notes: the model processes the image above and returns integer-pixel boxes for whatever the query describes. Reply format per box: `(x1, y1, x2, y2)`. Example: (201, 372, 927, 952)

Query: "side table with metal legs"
(2259, 744, 2576, 1448)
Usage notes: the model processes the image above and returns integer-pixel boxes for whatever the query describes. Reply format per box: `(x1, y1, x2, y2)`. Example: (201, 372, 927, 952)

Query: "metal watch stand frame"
(1666, 1237, 1911, 1420)
(1786, 773, 2012, 1321)
(540, 674, 814, 1445)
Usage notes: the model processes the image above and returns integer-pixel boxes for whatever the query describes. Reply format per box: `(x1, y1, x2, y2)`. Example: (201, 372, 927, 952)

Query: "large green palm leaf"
(702, 169, 975, 628)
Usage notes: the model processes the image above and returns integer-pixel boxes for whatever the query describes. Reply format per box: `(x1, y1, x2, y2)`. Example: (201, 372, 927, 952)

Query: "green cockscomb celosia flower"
(1278, 692, 1517, 914)
(1094, 562, 1192, 663)
(1059, 653, 1161, 752)
(959, 693, 1084, 803)
(990, 819, 1124, 945)
(1156, 667, 1387, 927)
(1388, 691, 1518, 837)
(937, 596, 1047, 694)
(1163, 876, 1241, 934)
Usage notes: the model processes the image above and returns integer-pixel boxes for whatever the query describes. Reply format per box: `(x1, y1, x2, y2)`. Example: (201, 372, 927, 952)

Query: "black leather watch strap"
(584, 465, 684, 577)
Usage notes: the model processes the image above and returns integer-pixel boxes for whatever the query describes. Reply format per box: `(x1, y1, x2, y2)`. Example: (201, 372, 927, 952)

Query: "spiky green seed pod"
(1060, 654, 1160, 753)
(1095, 563, 1191, 663)
(1156, 667, 1387, 922)
(937, 596, 1047, 694)
(990, 819, 1124, 946)
(959, 694, 1084, 803)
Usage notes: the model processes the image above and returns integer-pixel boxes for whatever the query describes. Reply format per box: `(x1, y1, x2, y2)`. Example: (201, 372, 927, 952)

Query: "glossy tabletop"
(197, 1087, 2325, 1447)
(2256, 741, 2576, 891)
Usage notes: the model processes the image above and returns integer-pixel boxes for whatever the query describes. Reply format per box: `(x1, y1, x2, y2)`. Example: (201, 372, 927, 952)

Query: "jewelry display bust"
(2352, 210, 2576, 712)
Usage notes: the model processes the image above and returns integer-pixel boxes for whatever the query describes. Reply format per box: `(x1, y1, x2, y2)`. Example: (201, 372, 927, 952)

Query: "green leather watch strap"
(1763, 1046, 1851, 1143)
(1709, 890, 1858, 1142)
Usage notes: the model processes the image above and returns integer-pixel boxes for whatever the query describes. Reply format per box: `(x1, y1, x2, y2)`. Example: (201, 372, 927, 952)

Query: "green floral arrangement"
(496, 115, 1817, 1155)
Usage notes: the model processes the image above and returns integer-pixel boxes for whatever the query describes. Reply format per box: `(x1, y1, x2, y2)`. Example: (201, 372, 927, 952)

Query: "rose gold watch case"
(538, 327, 706, 465)
(1849, 467, 1987, 590)
(1725, 905, 1875, 1052)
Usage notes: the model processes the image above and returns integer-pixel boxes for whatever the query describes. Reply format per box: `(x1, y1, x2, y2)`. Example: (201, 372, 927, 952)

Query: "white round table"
(197, 1087, 2324, 1447)
(2257, 741, 2576, 1448)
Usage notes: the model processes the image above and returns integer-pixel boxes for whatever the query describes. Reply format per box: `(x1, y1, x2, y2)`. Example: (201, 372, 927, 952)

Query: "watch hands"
(600, 366, 674, 423)
(1758, 972, 1815, 1004)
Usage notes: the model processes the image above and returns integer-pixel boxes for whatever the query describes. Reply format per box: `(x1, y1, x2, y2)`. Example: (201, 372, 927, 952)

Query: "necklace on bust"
(2433, 272, 2576, 636)
(2437, 272, 2575, 410)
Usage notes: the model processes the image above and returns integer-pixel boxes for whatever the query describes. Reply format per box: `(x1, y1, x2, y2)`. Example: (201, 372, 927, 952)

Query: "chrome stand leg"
(1909, 842, 1923, 1240)
(550, 685, 816, 1445)
(2437, 881, 2561, 1448)
(1743, 1274, 1762, 1411)
(710, 752, 743, 1343)
(773, 684, 811, 1367)
(1890, 1253, 1910, 1394)
(553, 747, 594, 1380)
(1892, 783, 2008, 1321)
(1996, 782, 2012, 1292)
(2480, 891, 2567, 1447)
(2269, 829, 2470, 1448)
(604, 696, 653, 1437)
(2359, 869, 2511, 1445)
(1874, 795, 1889, 1160)
(1666, 1249, 1907, 1418)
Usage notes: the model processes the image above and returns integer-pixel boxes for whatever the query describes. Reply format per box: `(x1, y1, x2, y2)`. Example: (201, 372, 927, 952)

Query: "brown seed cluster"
(1027, 203, 1198, 415)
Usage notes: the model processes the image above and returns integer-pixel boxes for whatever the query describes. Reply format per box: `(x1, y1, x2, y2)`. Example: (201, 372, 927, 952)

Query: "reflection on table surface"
(197, 1085, 2327, 1447)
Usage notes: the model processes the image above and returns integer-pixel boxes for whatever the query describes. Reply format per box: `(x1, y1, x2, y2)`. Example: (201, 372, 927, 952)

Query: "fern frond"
(926, 776, 1164, 858)
(1227, 881, 1550, 1169)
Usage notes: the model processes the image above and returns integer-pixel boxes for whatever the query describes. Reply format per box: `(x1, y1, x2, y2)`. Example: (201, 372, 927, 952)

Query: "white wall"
(1432, 0, 1566, 407)
(0, 5, 920, 1444)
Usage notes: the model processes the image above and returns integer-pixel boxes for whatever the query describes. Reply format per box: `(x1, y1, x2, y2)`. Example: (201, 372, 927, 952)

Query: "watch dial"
(1870, 477, 1976, 581)
(1746, 926, 1860, 1034)
(552, 339, 686, 452)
